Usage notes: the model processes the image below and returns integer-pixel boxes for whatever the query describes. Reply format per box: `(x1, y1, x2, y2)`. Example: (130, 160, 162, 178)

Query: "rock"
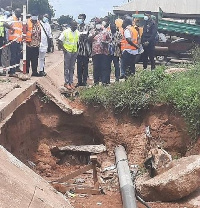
(185, 188, 200, 207)
(101, 161, 114, 172)
(136, 155, 200, 202)
(37, 162, 51, 171)
(74, 178, 85, 184)
(145, 147, 172, 177)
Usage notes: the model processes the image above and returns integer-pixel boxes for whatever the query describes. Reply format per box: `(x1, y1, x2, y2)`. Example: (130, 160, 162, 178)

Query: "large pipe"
(115, 145, 137, 208)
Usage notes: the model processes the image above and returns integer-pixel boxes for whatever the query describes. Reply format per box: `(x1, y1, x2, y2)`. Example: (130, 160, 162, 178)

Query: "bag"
(155, 32, 159, 42)
(47, 37, 52, 53)
(40, 22, 52, 53)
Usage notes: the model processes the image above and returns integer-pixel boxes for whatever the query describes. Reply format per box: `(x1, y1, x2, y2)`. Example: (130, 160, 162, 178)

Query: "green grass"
(80, 63, 200, 139)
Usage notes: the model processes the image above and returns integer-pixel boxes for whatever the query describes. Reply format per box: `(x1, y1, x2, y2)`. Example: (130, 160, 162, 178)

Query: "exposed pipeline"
(115, 145, 137, 208)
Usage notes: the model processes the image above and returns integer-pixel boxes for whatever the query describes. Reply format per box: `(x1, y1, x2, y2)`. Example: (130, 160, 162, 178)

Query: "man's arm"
(58, 31, 66, 52)
(147, 23, 157, 43)
(3, 22, 14, 32)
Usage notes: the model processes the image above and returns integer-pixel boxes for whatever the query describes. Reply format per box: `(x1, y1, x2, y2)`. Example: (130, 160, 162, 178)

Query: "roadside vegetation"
(80, 51, 200, 139)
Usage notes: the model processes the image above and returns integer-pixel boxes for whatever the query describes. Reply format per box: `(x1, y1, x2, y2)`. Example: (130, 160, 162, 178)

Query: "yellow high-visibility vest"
(63, 28, 79, 53)
(0, 15, 5, 37)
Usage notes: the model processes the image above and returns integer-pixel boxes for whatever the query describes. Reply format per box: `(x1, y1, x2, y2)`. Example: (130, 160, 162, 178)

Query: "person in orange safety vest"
(7, 8, 22, 77)
(120, 17, 139, 78)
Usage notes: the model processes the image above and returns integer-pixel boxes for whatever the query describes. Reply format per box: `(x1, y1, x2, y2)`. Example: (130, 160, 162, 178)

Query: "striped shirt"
(109, 31, 123, 57)
(77, 24, 91, 57)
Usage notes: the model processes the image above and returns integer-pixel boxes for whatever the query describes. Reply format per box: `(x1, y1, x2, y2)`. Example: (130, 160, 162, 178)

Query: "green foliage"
(29, 0, 54, 18)
(0, 0, 54, 18)
(155, 67, 200, 138)
(39, 95, 50, 103)
(0, 0, 26, 10)
(80, 64, 200, 139)
(57, 15, 73, 26)
(191, 45, 200, 63)
(80, 66, 167, 116)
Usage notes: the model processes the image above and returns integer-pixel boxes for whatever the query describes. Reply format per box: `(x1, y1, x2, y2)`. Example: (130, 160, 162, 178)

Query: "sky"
(49, 0, 128, 21)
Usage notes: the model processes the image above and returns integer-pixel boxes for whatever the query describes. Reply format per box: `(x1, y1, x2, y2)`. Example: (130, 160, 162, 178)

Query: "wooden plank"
(52, 184, 101, 195)
(75, 188, 101, 195)
(54, 164, 93, 183)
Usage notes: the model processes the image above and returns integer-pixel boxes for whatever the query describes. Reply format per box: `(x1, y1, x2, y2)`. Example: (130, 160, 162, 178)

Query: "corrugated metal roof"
(113, 0, 200, 15)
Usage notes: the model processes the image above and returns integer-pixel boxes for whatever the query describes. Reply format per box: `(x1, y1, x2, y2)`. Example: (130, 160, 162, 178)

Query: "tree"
(57, 15, 73, 26)
(0, 0, 54, 18)
(29, 0, 54, 18)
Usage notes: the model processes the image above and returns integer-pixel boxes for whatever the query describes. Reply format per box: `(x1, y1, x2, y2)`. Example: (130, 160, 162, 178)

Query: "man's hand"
(143, 41, 149, 46)
(10, 28, 15, 34)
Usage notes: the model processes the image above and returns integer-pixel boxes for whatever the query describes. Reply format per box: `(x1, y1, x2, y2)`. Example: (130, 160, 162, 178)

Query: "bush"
(80, 64, 200, 139)
(155, 67, 200, 138)
(80, 66, 167, 116)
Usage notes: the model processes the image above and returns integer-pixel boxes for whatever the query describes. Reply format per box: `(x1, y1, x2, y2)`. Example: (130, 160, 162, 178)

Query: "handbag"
(40, 22, 52, 52)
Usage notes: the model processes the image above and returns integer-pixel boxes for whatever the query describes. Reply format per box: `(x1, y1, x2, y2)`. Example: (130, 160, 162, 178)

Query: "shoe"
(75, 83, 82, 88)
(119, 75, 125, 79)
(38, 71, 47, 77)
(9, 74, 18, 78)
(32, 72, 39, 77)
(70, 84, 75, 90)
(64, 83, 72, 90)
(15, 67, 22, 72)
(0, 71, 6, 76)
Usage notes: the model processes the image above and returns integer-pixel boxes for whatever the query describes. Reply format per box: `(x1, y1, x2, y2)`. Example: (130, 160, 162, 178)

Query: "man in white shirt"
(39, 14, 52, 76)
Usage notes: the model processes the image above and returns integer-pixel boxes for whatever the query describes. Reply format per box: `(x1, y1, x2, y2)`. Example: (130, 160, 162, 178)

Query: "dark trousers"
(77, 55, 89, 85)
(92, 54, 109, 84)
(0, 37, 4, 66)
(103, 55, 111, 84)
(109, 55, 120, 81)
(9, 41, 21, 74)
(121, 50, 136, 76)
(26, 46, 39, 74)
(143, 45, 155, 70)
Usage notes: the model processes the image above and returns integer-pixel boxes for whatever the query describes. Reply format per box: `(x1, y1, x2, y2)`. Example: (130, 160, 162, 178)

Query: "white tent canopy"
(113, 0, 200, 15)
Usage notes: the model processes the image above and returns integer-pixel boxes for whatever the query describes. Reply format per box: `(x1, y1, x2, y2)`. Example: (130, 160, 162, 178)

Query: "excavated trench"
(0, 91, 105, 176)
(0, 89, 199, 208)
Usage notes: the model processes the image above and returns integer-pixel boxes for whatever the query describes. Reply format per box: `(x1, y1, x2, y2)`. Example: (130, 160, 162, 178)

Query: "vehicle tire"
(156, 55, 167, 62)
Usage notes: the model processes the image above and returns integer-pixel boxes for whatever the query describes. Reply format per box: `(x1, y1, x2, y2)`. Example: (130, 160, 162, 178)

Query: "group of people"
(0, 7, 52, 77)
(58, 11, 157, 90)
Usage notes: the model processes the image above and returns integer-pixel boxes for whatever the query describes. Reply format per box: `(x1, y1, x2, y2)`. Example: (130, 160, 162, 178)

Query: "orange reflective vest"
(121, 26, 138, 51)
(8, 15, 22, 42)
(26, 18, 32, 42)
(26, 19, 40, 42)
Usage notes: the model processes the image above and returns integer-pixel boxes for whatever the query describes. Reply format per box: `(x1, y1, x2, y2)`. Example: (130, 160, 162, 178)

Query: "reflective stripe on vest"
(0, 15, 5, 37)
(26, 19, 32, 42)
(121, 26, 138, 51)
(63, 28, 79, 53)
(8, 15, 22, 42)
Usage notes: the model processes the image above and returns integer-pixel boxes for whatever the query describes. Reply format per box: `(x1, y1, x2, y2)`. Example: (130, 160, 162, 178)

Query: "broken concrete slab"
(37, 77, 73, 114)
(51, 144, 106, 154)
(0, 145, 72, 208)
(136, 155, 200, 202)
